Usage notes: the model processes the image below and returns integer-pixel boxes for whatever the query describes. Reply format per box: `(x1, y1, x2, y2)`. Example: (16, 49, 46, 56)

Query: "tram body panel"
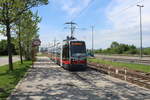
(49, 39, 87, 71)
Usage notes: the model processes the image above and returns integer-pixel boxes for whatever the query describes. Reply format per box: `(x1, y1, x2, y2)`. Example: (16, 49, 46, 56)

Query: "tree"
(0, 0, 48, 71)
(16, 22, 23, 64)
(110, 41, 119, 48)
(95, 42, 139, 55)
(16, 11, 41, 60)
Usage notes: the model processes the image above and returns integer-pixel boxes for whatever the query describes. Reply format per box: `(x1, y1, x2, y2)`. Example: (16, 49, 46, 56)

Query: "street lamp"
(91, 26, 94, 55)
(137, 5, 144, 59)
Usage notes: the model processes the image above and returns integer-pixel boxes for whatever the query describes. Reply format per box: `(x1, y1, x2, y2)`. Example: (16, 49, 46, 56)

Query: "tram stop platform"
(7, 56, 150, 100)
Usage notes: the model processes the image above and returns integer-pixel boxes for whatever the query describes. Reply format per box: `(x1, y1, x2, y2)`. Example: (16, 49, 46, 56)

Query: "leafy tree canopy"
(0, 0, 48, 25)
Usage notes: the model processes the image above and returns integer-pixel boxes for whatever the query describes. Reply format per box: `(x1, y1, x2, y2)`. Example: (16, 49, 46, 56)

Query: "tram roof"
(63, 37, 85, 41)
(63, 39, 85, 42)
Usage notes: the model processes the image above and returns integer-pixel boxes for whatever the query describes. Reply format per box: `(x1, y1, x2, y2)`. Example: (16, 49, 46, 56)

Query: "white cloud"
(39, 23, 67, 46)
(91, 0, 150, 49)
(40, 0, 150, 49)
(53, 0, 92, 20)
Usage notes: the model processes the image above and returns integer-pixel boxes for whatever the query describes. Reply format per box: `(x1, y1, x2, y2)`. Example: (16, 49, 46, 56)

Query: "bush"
(95, 42, 140, 55)
(0, 40, 18, 56)
(143, 48, 150, 55)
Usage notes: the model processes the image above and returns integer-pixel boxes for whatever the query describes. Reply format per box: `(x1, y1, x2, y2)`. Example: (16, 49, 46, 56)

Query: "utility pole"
(91, 26, 94, 55)
(65, 21, 77, 38)
(54, 38, 56, 62)
(137, 5, 144, 59)
(54, 38, 59, 63)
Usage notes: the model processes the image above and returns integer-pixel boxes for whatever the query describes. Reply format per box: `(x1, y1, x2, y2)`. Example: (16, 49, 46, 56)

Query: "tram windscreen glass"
(70, 42, 86, 55)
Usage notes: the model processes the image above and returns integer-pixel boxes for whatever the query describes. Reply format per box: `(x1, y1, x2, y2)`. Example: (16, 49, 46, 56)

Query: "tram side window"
(62, 45, 69, 60)
(57, 48, 61, 56)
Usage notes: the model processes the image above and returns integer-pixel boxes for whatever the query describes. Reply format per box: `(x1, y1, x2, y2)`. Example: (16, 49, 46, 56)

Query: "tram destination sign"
(32, 39, 41, 47)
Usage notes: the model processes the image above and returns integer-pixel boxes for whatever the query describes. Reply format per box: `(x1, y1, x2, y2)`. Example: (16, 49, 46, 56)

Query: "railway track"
(45, 54, 150, 89)
(88, 62, 150, 89)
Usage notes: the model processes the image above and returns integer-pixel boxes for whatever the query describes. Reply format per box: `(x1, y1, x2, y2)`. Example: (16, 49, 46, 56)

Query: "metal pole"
(91, 26, 94, 54)
(54, 38, 59, 63)
(32, 46, 35, 68)
(71, 23, 73, 37)
(54, 38, 56, 62)
(65, 22, 77, 38)
(137, 5, 144, 59)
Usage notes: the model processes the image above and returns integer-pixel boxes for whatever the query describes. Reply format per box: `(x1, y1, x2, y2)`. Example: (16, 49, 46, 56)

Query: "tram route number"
(71, 43, 83, 45)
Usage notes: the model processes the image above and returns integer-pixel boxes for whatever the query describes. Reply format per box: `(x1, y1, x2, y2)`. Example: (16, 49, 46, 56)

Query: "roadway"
(0, 56, 20, 66)
(95, 54, 150, 65)
(8, 57, 150, 100)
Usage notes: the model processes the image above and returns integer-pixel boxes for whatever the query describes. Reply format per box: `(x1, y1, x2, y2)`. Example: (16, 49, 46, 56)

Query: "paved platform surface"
(0, 56, 20, 66)
(8, 57, 150, 100)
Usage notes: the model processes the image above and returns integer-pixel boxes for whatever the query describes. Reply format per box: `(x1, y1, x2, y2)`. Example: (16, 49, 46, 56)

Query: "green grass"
(0, 61, 32, 99)
(88, 58, 150, 73)
(36, 53, 45, 57)
(0, 56, 8, 58)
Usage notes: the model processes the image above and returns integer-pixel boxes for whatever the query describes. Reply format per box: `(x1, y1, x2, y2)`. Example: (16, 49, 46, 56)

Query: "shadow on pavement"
(8, 57, 150, 100)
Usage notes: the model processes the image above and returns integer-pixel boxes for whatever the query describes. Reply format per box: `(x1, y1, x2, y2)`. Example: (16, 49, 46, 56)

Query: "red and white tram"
(49, 37, 87, 71)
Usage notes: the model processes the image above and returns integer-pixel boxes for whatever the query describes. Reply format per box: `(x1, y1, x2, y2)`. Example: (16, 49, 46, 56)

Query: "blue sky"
(0, 0, 150, 49)
(34, 2, 109, 35)
(33, 0, 113, 49)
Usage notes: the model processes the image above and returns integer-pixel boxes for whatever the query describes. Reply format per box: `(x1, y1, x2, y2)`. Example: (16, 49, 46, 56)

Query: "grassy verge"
(0, 61, 32, 99)
(88, 58, 150, 73)
(36, 53, 45, 57)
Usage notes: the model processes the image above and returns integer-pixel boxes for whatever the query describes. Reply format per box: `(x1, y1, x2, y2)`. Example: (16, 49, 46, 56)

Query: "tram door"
(62, 44, 70, 65)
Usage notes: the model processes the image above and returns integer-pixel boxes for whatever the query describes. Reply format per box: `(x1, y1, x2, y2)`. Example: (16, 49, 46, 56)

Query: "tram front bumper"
(69, 64, 87, 70)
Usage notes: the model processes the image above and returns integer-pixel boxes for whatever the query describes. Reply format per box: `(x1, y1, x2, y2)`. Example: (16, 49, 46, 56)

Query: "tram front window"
(70, 42, 86, 56)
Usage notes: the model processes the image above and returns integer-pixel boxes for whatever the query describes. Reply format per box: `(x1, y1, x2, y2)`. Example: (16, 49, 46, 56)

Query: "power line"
(72, 0, 96, 21)
(110, 0, 145, 18)
(72, 0, 145, 21)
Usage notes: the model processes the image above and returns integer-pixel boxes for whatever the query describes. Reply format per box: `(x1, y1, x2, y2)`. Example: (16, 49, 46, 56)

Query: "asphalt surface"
(8, 57, 150, 100)
(0, 56, 20, 66)
(95, 54, 150, 60)
(95, 54, 150, 65)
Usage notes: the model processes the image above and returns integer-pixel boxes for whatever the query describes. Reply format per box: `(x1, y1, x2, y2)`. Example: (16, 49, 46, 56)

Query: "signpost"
(32, 39, 41, 47)
(32, 39, 41, 68)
